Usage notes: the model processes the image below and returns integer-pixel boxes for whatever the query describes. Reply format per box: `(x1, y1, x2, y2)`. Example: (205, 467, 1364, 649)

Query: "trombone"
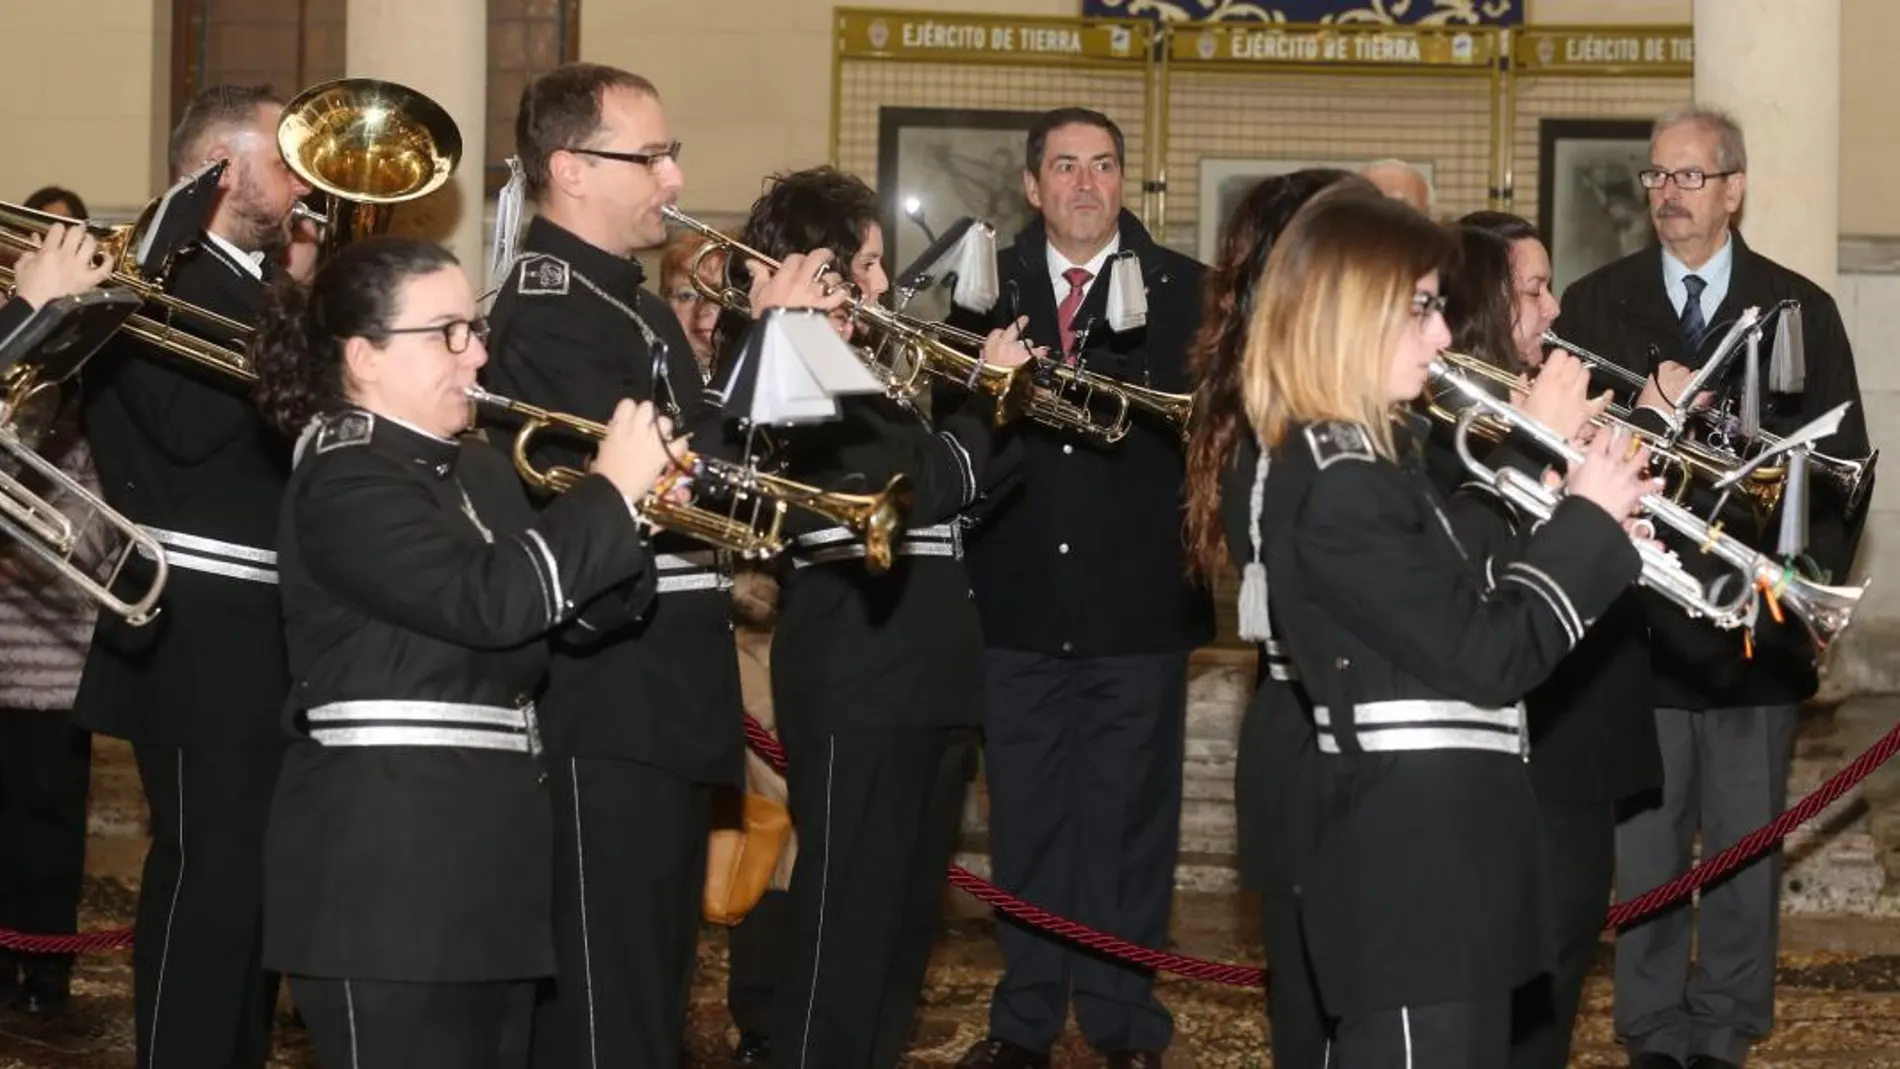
(1542, 328, 1877, 515)
(464, 386, 912, 573)
(1429, 359, 1864, 656)
(1426, 349, 1788, 522)
(663, 206, 1035, 427)
(907, 318, 1194, 446)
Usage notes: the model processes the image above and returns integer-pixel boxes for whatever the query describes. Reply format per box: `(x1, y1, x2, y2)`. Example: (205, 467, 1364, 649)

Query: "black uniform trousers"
(131, 739, 283, 1069)
(728, 888, 792, 1036)
(532, 754, 710, 1069)
(1509, 801, 1616, 1069)
(292, 975, 534, 1069)
(1336, 995, 1513, 1069)
(0, 712, 91, 994)
(982, 649, 1187, 1054)
(771, 723, 974, 1069)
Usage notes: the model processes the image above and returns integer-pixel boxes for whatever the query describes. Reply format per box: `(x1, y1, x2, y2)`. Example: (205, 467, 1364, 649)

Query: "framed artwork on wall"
(1536, 117, 1656, 296)
(1196, 156, 1434, 262)
(876, 106, 1043, 323)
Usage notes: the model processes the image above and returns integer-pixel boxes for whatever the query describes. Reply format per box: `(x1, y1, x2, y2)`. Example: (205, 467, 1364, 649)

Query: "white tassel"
(949, 221, 999, 312)
(1235, 452, 1272, 642)
(1770, 303, 1806, 393)
(485, 157, 529, 298)
(1237, 561, 1272, 642)
(1105, 250, 1148, 332)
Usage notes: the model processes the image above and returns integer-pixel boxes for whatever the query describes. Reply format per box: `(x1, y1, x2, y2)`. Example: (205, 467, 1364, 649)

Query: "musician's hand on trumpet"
(1512, 350, 1612, 449)
(1638, 360, 1714, 415)
(744, 248, 851, 328)
(9, 222, 111, 309)
(981, 315, 1040, 371)
(590, 399, 689, 525)
(1563, 426, 1664, 524)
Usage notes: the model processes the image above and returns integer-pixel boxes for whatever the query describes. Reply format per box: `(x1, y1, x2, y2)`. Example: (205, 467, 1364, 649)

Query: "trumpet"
(1430, 359, 1864, 656)
(463, 386, 911, 572)
(1542, 329, 1878, 515)
(663, 206, 1034, 426)
(906, 318, 1194, 445)
(1427, 350, 1787, 521)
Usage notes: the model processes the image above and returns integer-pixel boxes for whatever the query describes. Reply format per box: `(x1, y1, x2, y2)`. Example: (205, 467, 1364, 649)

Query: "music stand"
(0, 289, 144, 382)
(133, 159, 228, 282)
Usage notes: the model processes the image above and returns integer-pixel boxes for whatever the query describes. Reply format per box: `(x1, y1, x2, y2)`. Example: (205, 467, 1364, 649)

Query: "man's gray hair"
(1362, 157, 1435, 214)
(1652, 104, 1748, 174)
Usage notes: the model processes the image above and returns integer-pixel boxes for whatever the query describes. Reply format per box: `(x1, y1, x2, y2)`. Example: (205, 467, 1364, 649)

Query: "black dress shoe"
(1688, 1057, 1741, 1069)
(732, 1030, 771, 1066)
(955, 1037, 1051, 1069)
(1630, 1053, 1685, 1069)
(1105, 1051, 1164, 1069)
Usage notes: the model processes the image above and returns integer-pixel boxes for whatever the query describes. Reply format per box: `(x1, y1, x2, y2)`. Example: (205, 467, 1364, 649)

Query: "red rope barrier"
(8, 709, 1897, 986)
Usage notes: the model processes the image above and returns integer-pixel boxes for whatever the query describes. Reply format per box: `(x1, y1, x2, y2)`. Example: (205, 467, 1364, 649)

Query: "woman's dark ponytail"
(247, 236, 462, 439)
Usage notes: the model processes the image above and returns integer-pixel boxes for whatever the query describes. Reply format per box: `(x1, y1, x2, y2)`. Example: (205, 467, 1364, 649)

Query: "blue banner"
(1080, 0, 1523, 24)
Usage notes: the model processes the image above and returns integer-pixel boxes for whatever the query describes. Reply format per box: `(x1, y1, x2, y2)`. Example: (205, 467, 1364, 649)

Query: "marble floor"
(6, 884, 1900, 1068)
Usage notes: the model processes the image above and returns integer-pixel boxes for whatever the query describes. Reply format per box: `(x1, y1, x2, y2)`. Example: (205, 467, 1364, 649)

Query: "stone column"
(1693, 0, 1841, 291)
(345, 0, 486, 270)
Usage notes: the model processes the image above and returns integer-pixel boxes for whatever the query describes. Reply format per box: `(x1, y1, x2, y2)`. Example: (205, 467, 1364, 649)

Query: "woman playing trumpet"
(710, 166, 1034, 1069)
(247, 234, 718, 1066)
(1242, 186, 1655, 1066)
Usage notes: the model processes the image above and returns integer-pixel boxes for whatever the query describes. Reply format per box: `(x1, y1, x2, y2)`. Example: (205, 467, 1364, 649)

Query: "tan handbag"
(703, 791, 792, 926)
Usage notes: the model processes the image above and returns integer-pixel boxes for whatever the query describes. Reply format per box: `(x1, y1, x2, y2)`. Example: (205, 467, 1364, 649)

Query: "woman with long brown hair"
(1242, 187, 1653, 1066)
(1182, 166, 1366, 1069)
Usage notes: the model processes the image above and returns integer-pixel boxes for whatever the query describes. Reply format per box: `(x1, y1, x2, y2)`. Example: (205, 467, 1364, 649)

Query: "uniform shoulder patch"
(516, 253, 570, 296)
(314, 409, 374, 454)
(1302, 421, 1375, 469)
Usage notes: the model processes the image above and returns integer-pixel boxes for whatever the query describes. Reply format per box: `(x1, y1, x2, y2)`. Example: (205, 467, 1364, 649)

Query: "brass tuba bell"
(277, 77, 464, 258)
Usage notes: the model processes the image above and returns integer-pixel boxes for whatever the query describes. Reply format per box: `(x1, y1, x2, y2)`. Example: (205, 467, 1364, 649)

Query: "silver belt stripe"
(792, 523, 958, 549)
(138, 526, 278, 585)
(141, 526, 277, 564)
(1313, 699, 1526, 759)
(655, 551, 722, 571)
(303, 700, 536, 753)
(793, 540, 960, 568)
(657, 572, 731, 594)
(308, 726, 531, 753)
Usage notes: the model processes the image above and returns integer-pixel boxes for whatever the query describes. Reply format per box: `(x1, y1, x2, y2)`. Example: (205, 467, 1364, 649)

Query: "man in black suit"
(76, 84, 310, 1069)
(949, 107, 1212, 1069)
(1554, 103, 1872, 1069)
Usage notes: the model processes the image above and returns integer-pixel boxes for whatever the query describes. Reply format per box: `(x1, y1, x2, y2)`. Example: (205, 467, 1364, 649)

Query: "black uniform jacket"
(770, 390, 1013, 734)
(484, 215, 743, 784)
(943, 210, 1213, 658)
(0, 295, 31, 339)
(75, 242, 289, 746)
(1263, 418, 1640, 1016)
(1556, 232, 1872, 710)
(1422, 411, 1662, 806)
(262, 409, 655, 982)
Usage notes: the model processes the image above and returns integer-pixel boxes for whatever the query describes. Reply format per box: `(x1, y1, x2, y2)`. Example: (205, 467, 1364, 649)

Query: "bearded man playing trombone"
(73, 84, 310, 1069)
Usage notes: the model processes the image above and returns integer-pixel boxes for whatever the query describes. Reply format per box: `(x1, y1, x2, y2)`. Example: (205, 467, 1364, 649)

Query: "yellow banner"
(835, 9, 1149, 63)
(1171, 24, 1497, 67)
(1514, 29, 1693, 73)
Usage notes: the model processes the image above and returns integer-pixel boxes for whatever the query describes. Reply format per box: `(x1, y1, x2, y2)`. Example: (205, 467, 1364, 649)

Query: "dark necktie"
(1680, 273, 1708, 356)
(1057, 266, 1093, 364)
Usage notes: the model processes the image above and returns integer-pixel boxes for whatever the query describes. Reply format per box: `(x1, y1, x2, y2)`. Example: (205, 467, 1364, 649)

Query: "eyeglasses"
(1410, 291, 1448, 319)
(382, 317, 489, 354)
(565, 142, 684, 170)
(1637, 167, 1738, 191)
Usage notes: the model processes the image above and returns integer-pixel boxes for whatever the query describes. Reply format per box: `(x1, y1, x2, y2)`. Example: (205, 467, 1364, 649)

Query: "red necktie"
(1057, 266, 1094, 364)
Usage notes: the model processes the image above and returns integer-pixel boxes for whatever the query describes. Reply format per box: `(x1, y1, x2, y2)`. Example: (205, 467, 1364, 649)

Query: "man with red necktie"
(944, 107, 1211, 1069)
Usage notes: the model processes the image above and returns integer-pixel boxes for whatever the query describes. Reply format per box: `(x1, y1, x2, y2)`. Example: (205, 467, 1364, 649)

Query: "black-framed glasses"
(382, 317, 488, 354)
(1411, 291, 1448, 319)
(566, 142, 684, 169)
(1637, 167, 1738, 191)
